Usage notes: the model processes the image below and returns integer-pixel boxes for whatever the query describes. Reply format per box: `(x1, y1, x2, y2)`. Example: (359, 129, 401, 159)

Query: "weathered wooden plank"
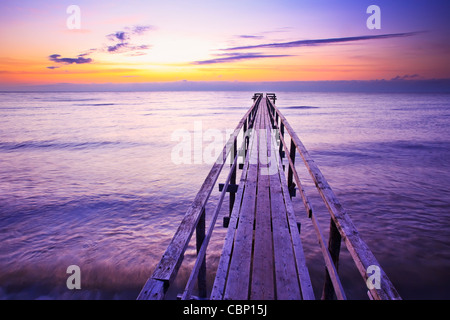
(268, 120, 315, 300)
(251, 100, 275, 300)
(211, 100, 261, 300)
(137, 278, 166, 300)
(210, 152, 250, 299)
(211, 117, 259, 299)
(223, 103, 263, 300)
(266, 100, 346, 300)
(264, 103, 302, 300)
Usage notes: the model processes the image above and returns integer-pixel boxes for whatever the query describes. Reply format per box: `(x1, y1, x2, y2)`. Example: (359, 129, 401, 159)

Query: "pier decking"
(137, 93, 401, 300)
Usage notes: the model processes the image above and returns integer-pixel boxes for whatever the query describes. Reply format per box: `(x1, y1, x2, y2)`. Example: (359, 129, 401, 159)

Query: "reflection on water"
(0, 91, 449, 299)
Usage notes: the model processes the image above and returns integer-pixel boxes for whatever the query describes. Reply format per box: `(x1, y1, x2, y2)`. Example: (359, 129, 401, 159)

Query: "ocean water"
(0, 91, 449, 299)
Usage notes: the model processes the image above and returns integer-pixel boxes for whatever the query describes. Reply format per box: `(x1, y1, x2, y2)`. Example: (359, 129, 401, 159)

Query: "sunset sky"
(1, 0, 449, 89)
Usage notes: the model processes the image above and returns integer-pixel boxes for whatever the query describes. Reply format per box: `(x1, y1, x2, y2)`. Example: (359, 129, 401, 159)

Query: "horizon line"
(1, 78, 449, 93)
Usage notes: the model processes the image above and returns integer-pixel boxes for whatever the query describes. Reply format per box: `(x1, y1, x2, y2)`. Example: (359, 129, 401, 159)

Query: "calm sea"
(0, 91, 449, 299)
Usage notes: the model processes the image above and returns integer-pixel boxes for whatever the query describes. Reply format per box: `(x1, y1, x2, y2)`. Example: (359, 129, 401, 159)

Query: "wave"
(0, 140, 129, 151)
(40, 98, 99, 102)
(284, 106, 319, 109)
(73, 103, 116, 106)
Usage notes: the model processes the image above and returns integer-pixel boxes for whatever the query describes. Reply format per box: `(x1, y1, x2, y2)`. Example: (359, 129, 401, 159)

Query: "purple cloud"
(107, 31, 130, 42)
(238, 35, 264, 39)
(107, 42, 129, 53)
(192, 52, 293, 65)
(391, 74, 420, 81)
(105, 25, 153, 54)
(132, 25, 155, 35)
(48, 54, 92, 64)
(224, 32, 423, 51)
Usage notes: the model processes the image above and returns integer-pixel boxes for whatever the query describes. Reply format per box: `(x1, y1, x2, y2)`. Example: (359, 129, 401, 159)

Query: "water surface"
(0, 91, 449, 299)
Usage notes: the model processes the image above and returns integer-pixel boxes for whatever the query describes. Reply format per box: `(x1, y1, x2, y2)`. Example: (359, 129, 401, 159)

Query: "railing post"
(321, 219, 342, 300)
(229, 139, 237, 215)
(243, 119, 248, 158)
(279, 122, 285, 159)
(287, 138, 296, 197)
(196, 208, 207, 298)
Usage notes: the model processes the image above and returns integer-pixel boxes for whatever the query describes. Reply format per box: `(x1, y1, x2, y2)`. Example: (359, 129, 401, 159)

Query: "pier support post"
(321, 219, 342, 300)
(230, 138, 237, 215)
(196, 208, 207, 298)
(279, 122, 285, 159)
(287, 139, 296, 197)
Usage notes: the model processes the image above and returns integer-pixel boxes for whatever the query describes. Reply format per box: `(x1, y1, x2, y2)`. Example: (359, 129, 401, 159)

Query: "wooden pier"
(137, 93, 401, 300)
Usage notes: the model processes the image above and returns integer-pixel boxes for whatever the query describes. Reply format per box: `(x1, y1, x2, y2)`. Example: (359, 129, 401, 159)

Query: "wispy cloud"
(107, 31, 130, 42)
(131, 25, 155, 35)
(391, 74, 420, 81)
(224, 32, 423, 51)
(192, 52, 293, 65)
(237, 35, 265, 39)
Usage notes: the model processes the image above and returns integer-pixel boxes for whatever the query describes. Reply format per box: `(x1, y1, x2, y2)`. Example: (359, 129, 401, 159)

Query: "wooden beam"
(218, 183, 239, 193)
(195, 208, 207, 298)
(321, 219, 343, 300)
(137, 279, 166, 300)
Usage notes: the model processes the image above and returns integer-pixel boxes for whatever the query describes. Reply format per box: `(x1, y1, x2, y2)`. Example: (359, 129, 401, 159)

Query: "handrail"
(266, 97, 401, 300)
(266, 102, 346, 299)
(181, 116, 256, 300)
(137, 94, 262, 300)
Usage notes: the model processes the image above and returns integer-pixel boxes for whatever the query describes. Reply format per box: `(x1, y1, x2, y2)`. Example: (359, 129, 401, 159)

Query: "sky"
(0, 0, 449, 90)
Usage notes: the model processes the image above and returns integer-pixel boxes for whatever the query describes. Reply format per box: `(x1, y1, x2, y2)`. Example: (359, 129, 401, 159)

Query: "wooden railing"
(266, 96, 401, 300)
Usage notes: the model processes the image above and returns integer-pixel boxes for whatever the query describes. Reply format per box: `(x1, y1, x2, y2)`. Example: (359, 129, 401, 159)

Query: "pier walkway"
(137, 94, 401, 300)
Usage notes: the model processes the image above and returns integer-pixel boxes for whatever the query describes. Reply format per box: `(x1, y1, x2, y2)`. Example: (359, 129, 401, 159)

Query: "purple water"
(0, 91, 449, 299)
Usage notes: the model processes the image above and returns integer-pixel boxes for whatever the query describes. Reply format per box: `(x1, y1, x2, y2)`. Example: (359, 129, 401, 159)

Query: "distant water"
(0, 91, 449, 299)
